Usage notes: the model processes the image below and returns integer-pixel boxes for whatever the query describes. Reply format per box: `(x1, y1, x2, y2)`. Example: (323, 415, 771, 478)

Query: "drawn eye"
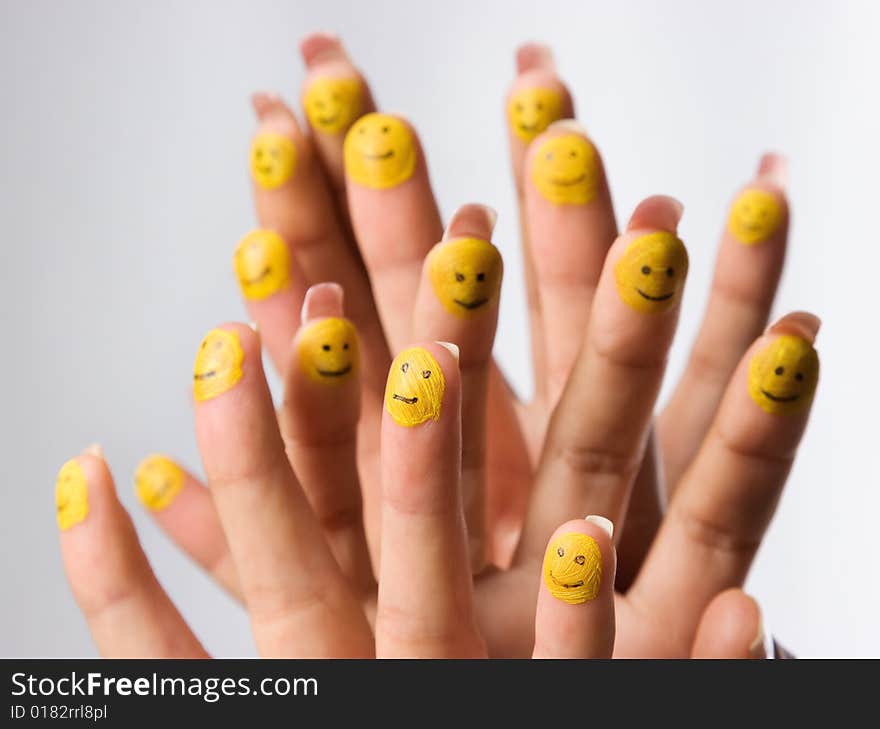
(775, 366, 784, 375)
(382, 125, 389, 133)
(516, 103, 524, 112)
(575, 555, 585, 565)
(476, 273, 486, 282)
(455, 273, 465, 282)
(795, 372, 804, 381)
(546, 152, 554, 160)
(666, 267, 674, 277)
(322, 344, 331, 351)
(641, 265, 651, 275)
(569, 150, 577, 158)
(536, 102, 544, 110)
(401, 362, 409, 373)
(343, 343, 349, 350)
(557, 547, 564, 557)
(359, 127, 366, 135)
(422, 370, 431, 379)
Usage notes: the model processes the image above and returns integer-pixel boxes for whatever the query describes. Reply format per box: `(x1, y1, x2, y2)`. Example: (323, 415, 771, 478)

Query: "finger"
(631, 312, 820, 648)
(691, 589, 766, 659)
(134, 454, 240, 599)
(524, 119, 617, 405)
(518, 196, 689, 560)
(506, 44, 574, 398)
(659, 153, 789, 488)
(279, 283, 374, 596)
(344, 112, 443, 351)
(56, 449, 207, 657)
(193, 323, 372, 657)
(412, 204, 503, 571)
(375, 342, 484, 657)
(248, 94, 389, 392)
(533, 516, 616, 658)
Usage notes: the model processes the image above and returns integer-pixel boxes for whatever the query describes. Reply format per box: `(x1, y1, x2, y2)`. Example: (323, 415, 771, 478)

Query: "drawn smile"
(454, 297, 489, 310)
(365, 150, 394, 160)
(317, 114, 339, 125)
(519, 122, 538, 132)
(242, 267, 271, 285)
(636, 289, 673, 302)
(550, 573, 585, 589)
(551, 174, 586, 186)
(193, 370, 217, 381)
(392, 394, 418, 404)
(317, 365, 352, 378)
(761, 389, 799, 403)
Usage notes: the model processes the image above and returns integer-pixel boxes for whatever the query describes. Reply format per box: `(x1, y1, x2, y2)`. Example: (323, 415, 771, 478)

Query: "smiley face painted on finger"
(250, 131, 297, 189)
(344, 113, 417, 189)
(728, 189, 783, 244)
(56, 459, 88, 531)
(614, 232, 689, 313)
(233, 230, 291, 301)
(543, 532, 602, 604)
(298, 317, 359, 384)
(384, 348, 446, 427)
(429, 237, 502, 317)
(304, 77, 363, 135)
(193, 329, 244, 402)
(531, 133, 598, 205)
(507, 87, 564, 142)
(135, 455, 184, 511)
(748, 335, 819, 415)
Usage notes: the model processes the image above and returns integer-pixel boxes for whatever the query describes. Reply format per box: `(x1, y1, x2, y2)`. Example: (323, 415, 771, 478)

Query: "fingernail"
(233, 230, 291, 301)
(436, 341, 460, 360)
(193, 329, 245, 402)
(82, 443, 103, 459)
(757, 152, 788, 188)
(298, 317, 359, 384)
(301, 282, 345, 323)
(429, 237, 502, 318)
(515, 43, 555, 73)
(727, 189, 784, 245)
(543, 532, 602, 604)
(250, 131, 297, 189)
(135, 455, 185, 512)
(344, 113, 417, 189)
(614, 232, 689, 313)
(547, 119, 588, 136)
(585, 515, 614, 539)
(748, 334, 819, 415)
(300, 32, 344, 66)
(749, 610, 767, 659)
(305, 77, 364, 135)
(384, 347, 446, 426)
(507, 87, 565, 142)
(626, 195, 684, 233)
(56, 459, 89, 531)
(250, 91, 282, 119)
(531, 132, 598, 205)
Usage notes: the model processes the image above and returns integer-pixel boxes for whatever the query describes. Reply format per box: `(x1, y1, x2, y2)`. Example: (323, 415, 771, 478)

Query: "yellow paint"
(250, 131, 297, 189)
(531, 133, 598, 205)
(748, 334, 819, 415)
(193, 329, 244, 402)
(543, 532, 602, 604)
(344, 113, 417, 189)
(135, 455, 185, 511)
(728, 189, 783, 244)
(428, 237, 502, 317)
(614, 232, 689, 313)
(233, 229, 291, 301)
(384, 347, 446, 427)
(56, 459, 88, 531)
(304, 77, 363, 134)
(507, 87, 564, 142)
(298, 317, 359, 384)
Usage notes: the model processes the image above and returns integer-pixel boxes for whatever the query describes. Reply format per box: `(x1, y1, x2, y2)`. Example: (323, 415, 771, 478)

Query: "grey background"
(1, 0, 877, 656)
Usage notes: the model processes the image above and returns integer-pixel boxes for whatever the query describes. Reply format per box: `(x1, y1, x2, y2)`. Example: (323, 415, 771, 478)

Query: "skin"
(344, 113, 417, 189)
(233, 229, 291, 301)
(134, 455, 184, 511)
(192, 329, 244, 402)
(250, 131, 297, 189)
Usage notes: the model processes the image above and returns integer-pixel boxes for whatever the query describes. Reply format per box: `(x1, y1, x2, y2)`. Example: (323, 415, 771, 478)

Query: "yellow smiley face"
(250, 131, 297, 189)
(728, 189, 783, 244)
(748, 335, 819, 415)
(531, 133, 599, 205)
(428, 237, 503, 317)
(614, 232, 689, 313)
(304, 77, 363, 135)
(233, 230, 291, 301)
(543, 532, 602, 604)
(298, 317, 359, 384)
(344, 113, 417, 189)
(507, 87, 564, 142)
(193, 329, 244, 402)
(56, 459, 88, 531)
(135, 455, 184, 511)
(384, 348, 446, 427)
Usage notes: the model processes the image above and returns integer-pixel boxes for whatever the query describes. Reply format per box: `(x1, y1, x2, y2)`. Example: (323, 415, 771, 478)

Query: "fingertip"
(516, 42, 555, 73)
(626, 195, 684, 234)
(300, 32, 346, 66)
(301, 283, 345, 324)
(756, 152, 788, 189)
(443, 203, 498, 241)
(692, 588, 764, 659)
(766, 311, 822, 343)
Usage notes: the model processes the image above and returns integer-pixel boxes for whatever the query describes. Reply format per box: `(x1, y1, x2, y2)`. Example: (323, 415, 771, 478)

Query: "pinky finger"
(691, 589, 766, 659)
(533, 516, 616, 659)
(56, 449, 208, 657)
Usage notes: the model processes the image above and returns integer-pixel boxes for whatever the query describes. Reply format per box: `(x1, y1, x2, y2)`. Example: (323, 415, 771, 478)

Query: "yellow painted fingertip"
(543, 532, 602, 604)
(297, 317, 359, 384)
(56, 459, 88, 531)
(531, 133, 599, 205)
(193, 329, 244, 402)
(134, 455, 185, 512)
(250, 131, 297, 189)
(748, 335, 819, 415)
(233, 230, 291, 301)
(384, 347, 446, 427)
(304, 77, 364, 134)
(614, 232, 689, 313)
(728, 189, 783, 244)
(507, 87, 564, 141)
(429, 237, 502, 317)
(344, 113, 417, 189)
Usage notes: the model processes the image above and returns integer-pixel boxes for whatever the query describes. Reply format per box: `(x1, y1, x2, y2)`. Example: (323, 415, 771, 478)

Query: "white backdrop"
(1, 0, 877, 656)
